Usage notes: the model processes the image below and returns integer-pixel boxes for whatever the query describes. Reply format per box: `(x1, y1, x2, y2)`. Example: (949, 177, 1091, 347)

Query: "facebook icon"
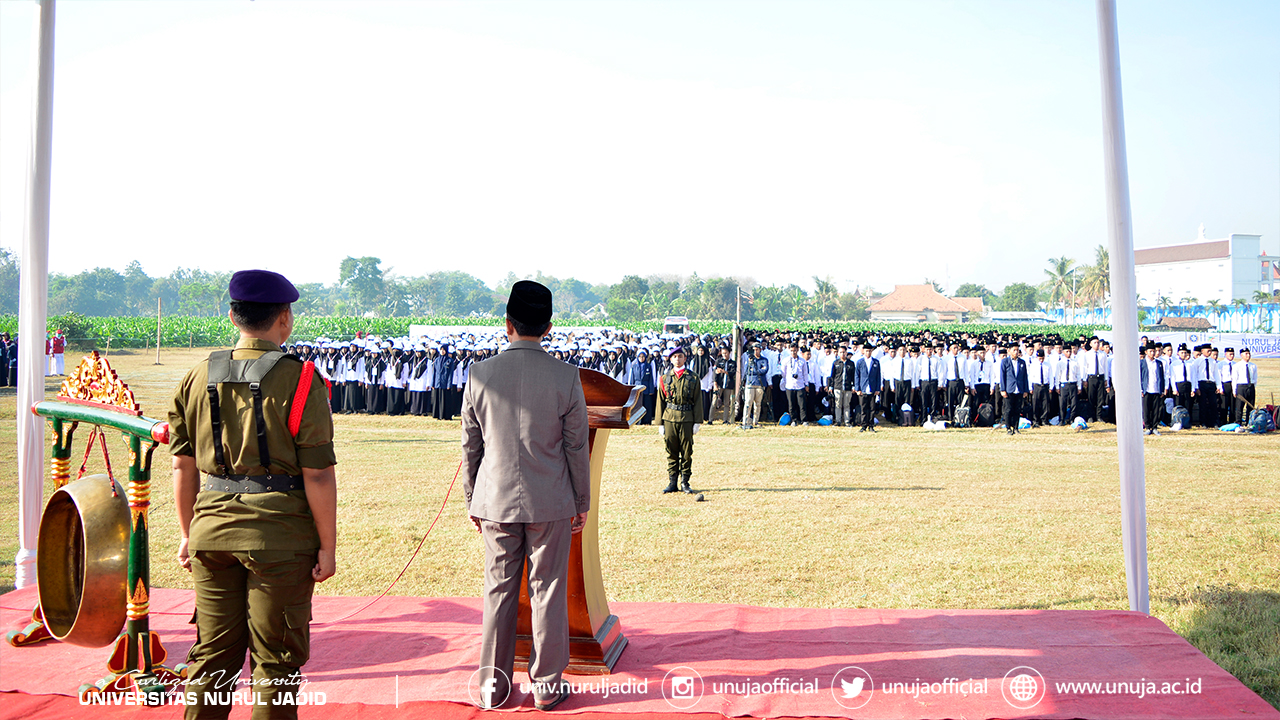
(469, 666, 510, 709)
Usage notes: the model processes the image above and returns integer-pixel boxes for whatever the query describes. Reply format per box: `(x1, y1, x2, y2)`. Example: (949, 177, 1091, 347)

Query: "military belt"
(205, 474, 304, 494)
(668, 403, 692, 411)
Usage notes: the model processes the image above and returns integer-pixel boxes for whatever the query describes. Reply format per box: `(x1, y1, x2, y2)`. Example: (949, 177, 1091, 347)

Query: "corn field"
(0, 313, 1109, 349)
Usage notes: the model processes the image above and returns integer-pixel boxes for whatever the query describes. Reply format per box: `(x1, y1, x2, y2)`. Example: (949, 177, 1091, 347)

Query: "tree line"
(0, 248, 1110, 321)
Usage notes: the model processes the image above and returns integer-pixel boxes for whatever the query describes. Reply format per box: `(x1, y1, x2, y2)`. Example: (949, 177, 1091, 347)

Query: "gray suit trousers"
(479, 518, 572, 707)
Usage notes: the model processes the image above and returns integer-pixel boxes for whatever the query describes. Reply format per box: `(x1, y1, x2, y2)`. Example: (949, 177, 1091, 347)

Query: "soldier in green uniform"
(656, 346, 703, 494)
(169, 269, 337, 720)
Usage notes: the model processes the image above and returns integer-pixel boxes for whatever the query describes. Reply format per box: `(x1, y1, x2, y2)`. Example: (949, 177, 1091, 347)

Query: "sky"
(1, 0, 1277, 296)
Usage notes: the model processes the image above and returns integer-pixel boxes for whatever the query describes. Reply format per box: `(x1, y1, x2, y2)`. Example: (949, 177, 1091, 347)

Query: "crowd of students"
(286, 327, 1264, 433)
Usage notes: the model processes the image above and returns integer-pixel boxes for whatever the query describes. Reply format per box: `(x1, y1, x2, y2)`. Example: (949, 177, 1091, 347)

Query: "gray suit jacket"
(461, 340, 591, 523)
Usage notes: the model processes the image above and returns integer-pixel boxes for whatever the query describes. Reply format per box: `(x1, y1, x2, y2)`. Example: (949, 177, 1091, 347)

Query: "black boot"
(680, 474, 694, 494)
(663, 474, 679, 494)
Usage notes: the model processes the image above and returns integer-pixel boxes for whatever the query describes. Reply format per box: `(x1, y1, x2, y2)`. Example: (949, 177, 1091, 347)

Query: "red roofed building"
(1134, 226, 1273, 304)
(868, 284, 986, 323)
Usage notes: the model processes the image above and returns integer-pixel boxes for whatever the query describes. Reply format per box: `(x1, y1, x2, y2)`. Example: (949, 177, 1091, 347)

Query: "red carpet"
(2, 585, 1274, 719)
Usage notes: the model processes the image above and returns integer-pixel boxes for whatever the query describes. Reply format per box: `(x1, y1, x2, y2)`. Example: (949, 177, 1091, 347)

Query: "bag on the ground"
(975, 403, 994, 427)
(1171, 405, 1190, 431)
(954, 404, 972, 428)
(1247, 409, 1274, 434)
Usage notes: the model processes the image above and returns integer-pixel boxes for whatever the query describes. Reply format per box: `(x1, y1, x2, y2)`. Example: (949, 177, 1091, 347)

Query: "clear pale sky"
(1, 0, 1276, 295)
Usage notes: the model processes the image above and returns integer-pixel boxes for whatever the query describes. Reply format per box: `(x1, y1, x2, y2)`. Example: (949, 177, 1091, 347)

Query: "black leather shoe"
(662, 475, 679, 494)
(680, 474, 694, 494)
(535, 686, 571, 711)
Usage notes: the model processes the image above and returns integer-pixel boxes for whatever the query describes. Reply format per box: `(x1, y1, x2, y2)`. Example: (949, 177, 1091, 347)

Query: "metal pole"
(14, 0, 56, 590)
(1096, 0, 1149, 614)
(154, 297, 162, 364)
(734, 288, 743, 426)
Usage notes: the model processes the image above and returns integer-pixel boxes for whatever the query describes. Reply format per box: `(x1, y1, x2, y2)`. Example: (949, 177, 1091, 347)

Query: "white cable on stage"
(14, 0, 56, 590)
(1095, 0, 1150, 614)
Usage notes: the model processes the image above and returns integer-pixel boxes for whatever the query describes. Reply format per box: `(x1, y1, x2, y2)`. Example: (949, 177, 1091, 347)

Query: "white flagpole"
(14, 0, 56, 589)
(1096, 0, 1149, 614)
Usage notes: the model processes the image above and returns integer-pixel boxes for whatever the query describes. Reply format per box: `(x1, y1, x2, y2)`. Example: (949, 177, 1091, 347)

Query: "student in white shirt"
(894, 346, 916, 426)
(1029, 349, 1053, 427)
(1233, 349, 1259, 422)
(1193, 344, 1218, 428)
(1218, 347, 1238, 424)
(1055, 345, 1081, 424)
(779, 344, 810, 425)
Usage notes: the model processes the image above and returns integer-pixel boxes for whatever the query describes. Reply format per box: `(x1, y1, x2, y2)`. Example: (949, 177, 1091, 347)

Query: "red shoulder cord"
(289, 361, 317, 436)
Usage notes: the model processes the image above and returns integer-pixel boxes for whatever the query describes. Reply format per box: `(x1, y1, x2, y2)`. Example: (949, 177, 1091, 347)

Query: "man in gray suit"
(461, 280, 591, 711)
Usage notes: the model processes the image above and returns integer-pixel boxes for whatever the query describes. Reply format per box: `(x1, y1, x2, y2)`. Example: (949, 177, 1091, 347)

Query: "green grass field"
(2, 349, 1277, 707)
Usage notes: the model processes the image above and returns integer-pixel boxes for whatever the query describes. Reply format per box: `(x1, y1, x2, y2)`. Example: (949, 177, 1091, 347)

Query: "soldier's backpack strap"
(205, 350, 233, 474)
(205, 349, 295, 472)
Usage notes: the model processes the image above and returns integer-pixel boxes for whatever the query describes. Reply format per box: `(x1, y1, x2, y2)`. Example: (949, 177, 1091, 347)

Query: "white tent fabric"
(14, 0, 55, 589)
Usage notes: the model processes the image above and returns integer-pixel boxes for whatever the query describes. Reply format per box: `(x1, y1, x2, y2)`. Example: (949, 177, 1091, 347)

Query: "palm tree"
(753, 286, 784, 321)
(1229, 298, 1249, 330)
(1042, 256, 1077, 311)
(812, 276, 839, 319)
(789, 286, 811, 322)
(1253, 290, 1277, 331)
(1079, 245, 1110, 307)
(1206, 299, 1224, 319)
(1156, 295, 1172, 318)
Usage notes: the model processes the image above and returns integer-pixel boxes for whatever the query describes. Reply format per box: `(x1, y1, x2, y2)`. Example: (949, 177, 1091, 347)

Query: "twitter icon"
(840, 676, 865, 698)
(831, 667, 874, 710)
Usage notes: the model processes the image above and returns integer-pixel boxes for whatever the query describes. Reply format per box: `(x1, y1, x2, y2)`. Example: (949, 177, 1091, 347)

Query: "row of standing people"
(288, 332, 1262, 433)
(606, 335, 1264, 431)
(293, 342, 496, 420)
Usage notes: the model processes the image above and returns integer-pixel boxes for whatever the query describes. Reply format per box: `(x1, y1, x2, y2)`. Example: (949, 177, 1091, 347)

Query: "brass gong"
(37, 474, 129, 648)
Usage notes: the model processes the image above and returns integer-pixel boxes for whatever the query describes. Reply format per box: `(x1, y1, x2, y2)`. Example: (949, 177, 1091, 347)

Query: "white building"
(1134, 228, 1274, 306)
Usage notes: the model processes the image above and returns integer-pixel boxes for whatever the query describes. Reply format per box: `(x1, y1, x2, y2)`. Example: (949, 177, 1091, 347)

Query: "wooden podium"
(513, 368, 645, 675)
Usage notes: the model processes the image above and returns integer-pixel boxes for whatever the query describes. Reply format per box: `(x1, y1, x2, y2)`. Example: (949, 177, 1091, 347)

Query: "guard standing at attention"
(170, 269, 337, 720)
(657, 346, 703, 494)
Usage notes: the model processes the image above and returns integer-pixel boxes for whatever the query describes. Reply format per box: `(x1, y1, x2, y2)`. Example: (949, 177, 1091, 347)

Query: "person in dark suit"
(0, 332, 10, 387)
(1000, 345, 1030, 435)
(853, 343, 881, 432)
(461, 281, 591, 712)
(1139, 343, 1165, 436)
(827, 345, 857, 427)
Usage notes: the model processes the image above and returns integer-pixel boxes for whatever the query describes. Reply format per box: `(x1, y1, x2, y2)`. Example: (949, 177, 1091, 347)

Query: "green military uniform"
(656, 366, 704, 492)
(169, 337, 335, 720)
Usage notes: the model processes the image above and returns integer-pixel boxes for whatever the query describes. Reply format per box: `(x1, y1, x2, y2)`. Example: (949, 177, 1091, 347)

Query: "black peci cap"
(507, 280, 553, 326)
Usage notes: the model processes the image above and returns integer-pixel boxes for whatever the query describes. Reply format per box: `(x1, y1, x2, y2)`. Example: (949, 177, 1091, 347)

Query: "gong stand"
(513, 368, 645, 675)
(6, 352, 184, 699)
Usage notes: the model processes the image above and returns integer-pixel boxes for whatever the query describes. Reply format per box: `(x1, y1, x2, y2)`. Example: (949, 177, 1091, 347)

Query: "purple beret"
(507, 280, 553, 326)
(229, 269, 299, 304)
(667, 345, 686, 359)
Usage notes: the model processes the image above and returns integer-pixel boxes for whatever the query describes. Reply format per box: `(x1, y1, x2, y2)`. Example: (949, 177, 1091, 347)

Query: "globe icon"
(1009, 673, 1039, 702)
